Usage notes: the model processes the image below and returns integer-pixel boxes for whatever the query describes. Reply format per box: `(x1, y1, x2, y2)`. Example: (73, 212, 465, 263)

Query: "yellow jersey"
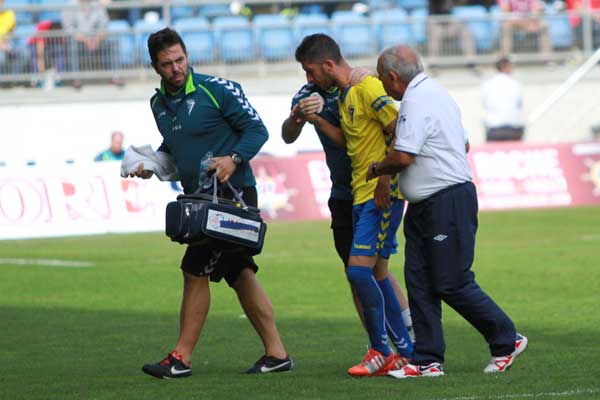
(338, 76, 401, 205)
(0, 10, 16, 37)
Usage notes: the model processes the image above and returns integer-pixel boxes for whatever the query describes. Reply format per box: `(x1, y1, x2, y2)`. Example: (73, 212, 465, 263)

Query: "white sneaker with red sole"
(388, 362, 444, 379)
(484, 333, 528, 373)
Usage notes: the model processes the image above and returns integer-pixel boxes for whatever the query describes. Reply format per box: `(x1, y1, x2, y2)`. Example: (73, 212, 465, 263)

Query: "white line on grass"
(429, 387, 600, 400)
(0, 258, 94, 268)
(581, 235, 600, 241)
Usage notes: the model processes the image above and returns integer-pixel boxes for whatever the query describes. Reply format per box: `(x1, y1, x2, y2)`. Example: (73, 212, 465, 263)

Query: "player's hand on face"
(207, 156, 236, 183)
(374, 175, 392, 210)
(129, 162, 154, 179)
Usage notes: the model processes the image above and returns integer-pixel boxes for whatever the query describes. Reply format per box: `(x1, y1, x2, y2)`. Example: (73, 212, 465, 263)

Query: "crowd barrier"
(1, 140, 599, 240)
(2, 6, 600, 82)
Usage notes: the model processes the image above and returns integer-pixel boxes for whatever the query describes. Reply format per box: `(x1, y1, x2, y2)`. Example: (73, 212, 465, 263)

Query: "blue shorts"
(350, 198, 405, 258)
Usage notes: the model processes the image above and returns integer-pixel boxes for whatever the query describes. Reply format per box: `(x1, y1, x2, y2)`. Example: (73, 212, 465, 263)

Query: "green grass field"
(1, 206, 600, 400)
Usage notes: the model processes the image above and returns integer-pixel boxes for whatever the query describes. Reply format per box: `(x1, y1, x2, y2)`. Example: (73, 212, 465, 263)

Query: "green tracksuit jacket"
(151, 69, 268, 194)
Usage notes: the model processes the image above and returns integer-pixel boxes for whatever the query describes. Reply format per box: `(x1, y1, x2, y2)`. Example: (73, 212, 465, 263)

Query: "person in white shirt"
(481, 57, 524, 141)
(366, 45, 528, 378)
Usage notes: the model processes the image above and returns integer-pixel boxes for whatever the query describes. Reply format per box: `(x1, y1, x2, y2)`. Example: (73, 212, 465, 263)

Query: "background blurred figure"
(0, 0, 16, 72)
(566, 0, 600, 49)
(428, 0, 476, 64)
(95, 131, 125, 161)
(28, 21, 66, 88)
(499, 0, 551, 55)
(62, 0, 122, 87)
(481, 57, 524, 141)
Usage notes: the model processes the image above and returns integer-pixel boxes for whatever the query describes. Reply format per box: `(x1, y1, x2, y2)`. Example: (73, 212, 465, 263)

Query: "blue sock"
(377, 277, 414, 358)
(346, 266, 390, 356)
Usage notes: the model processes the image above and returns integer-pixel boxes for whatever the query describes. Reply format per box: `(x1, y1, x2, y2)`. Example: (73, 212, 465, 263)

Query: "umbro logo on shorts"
(433, 234, 448, 242)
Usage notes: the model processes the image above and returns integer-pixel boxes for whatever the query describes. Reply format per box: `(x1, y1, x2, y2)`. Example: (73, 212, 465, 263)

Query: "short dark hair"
(148, 27, 187, 66)
(495, 56, 511, 71)
(295, 33, 342, 65)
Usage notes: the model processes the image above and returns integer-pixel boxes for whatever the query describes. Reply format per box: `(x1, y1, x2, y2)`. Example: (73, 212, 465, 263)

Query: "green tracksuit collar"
(154, 69, 220, 111)
(159, 69, 196, 96)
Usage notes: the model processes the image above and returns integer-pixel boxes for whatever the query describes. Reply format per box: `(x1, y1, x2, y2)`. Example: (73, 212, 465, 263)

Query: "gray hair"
(380, 46, 424, 83)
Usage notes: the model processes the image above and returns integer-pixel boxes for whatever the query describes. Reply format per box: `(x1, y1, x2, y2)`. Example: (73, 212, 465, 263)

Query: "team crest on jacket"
(186, 99, 196, 116)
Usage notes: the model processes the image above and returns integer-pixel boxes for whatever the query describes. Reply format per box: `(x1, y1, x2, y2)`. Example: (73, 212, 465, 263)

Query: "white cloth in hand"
(120, 144, 179, 181)
(310, 92, 325, 113)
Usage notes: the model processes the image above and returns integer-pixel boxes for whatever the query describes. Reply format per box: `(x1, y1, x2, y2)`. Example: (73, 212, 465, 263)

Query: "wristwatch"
(230, 152, 243, 165)
(370, 162, 379, 177)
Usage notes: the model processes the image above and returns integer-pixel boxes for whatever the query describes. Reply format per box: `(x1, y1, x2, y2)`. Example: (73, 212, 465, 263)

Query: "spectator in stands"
(428, 0, 477, 64)
(499, 0, 551, 54)
(481, 56, 524, 141)
(28, 21, 66, 88)
(62, 0, 122, 87)
(95, 131, 125, 161)
(0, 0, 16, 72)
(566, 0, 600, 49)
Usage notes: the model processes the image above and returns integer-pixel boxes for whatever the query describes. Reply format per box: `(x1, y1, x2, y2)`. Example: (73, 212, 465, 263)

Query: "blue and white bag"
(165, 177, 267, 255)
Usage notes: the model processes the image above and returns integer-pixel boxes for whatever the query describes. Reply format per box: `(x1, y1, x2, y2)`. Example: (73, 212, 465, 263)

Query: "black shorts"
(180, 186, 259, 286)
(328, 197, 354, 266)
(486, 126, 524, 142)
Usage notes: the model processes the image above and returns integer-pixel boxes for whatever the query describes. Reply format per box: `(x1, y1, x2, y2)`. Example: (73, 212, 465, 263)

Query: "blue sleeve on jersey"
(291, 84, 312, 110)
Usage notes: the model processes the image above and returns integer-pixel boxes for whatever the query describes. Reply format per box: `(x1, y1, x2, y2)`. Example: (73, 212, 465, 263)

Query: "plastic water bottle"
(198, 151, 215, 190)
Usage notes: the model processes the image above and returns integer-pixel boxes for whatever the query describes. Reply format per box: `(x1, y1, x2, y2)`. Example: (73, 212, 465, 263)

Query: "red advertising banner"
(469, 141, 600, 210)
(0, 141, 599, 240)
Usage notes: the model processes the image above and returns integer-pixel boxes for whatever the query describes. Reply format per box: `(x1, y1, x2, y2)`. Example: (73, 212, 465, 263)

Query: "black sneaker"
(142, 351, 192, 379)
(245, 354, 293, 374)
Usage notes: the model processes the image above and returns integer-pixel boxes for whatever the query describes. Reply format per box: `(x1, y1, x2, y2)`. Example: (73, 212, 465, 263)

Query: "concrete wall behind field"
(1, 63, 599, 165)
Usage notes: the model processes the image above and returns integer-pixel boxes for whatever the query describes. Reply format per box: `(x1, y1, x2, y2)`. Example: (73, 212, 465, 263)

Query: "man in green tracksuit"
(131, 28, 292, 379)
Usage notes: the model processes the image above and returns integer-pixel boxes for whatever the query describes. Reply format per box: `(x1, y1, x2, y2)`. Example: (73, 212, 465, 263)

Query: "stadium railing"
(1, 0, 598, 84)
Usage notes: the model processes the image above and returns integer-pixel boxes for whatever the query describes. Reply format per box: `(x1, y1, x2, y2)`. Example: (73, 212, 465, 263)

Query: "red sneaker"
(347, 348, 395, 377)
(375, 353, 410, 376)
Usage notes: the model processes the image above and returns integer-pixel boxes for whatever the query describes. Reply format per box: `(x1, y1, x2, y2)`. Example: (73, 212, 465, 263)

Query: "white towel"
(120, 144, 179, 181)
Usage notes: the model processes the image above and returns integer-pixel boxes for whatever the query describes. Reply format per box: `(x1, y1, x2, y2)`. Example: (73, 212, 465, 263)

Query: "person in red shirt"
(28, 20, 66, 84)
(499, 0, 552, 54)
(565, 0, 600, 48)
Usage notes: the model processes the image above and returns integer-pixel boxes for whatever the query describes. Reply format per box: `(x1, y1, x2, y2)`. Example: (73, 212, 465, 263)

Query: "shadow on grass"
(1, 306, 599, 400)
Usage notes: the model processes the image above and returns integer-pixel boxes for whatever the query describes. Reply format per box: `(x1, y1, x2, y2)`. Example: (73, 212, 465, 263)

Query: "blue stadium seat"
(38, 0, 70, 22)
(368, 0, 393, 12)
(107, 20, 136, 68)
(299, 4, 323, 15)
(198, 4, 231, 19)
(4, 0, 34, 25)
(7, 23, 34, 73)
(174, 17, 215, 64)
(545, 11, 574, 49)
(397, 0, 427, 12)
(331, 11, 373, 58)
(171, 0, 196, 23)
(253, 14, 294, 61)
(10, 23, 35, 51)
(372, 8, 412, 50)
(134, 20, 166, 65)
(452, 5, 498, 52)
(213, 16, 254, 63)
(409, 7, 428, 45)
(293, 13, 331, 42)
